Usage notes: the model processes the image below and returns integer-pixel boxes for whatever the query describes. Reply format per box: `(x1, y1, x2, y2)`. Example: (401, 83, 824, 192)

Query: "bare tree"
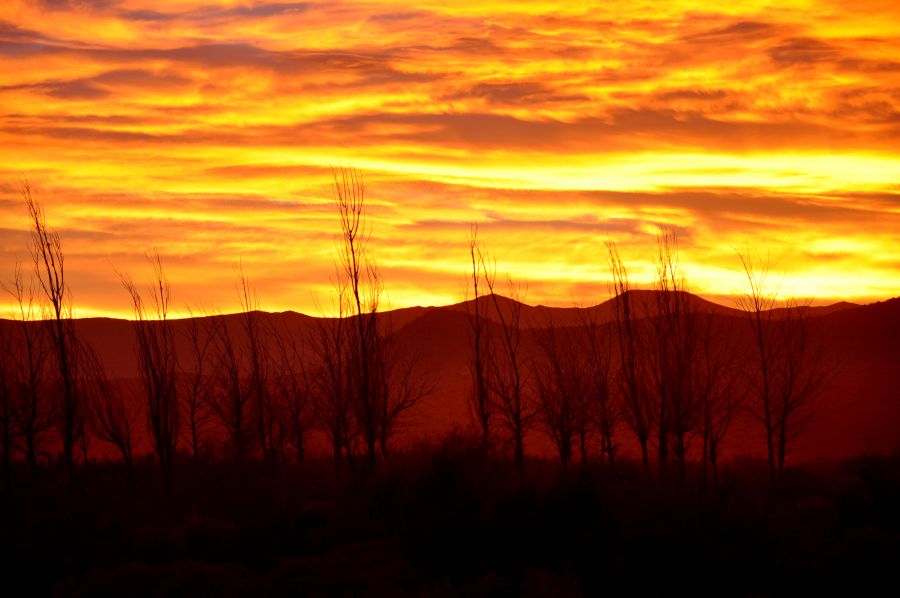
(181, 308, 217, 474)
(771, 299, 827, 473)
(24, 182, 84, 475)
(332, 166, 383, 467)
(649, 232, 699, 477)
(119, 253, 179, 483)
(607, 242, 652, 474)
(695, 311, 745, 484)
(208, 313, 254, 463)
(273, 325, 311, 464)
(465, 222, 494, 455)
(5, 263, 51, 476)
(236, 266, 277, 471)
(736, 252, 781, 480)
(0, 323, 14, 490)
(486, 274, 533, 471)
(376, 321, 431, 456)
(579, 308, 617, 469)
(533, 316, 586, 471)
(83, 345, 137, 480)
(312, 286, 354, 472)
(737, 252, 827, 478)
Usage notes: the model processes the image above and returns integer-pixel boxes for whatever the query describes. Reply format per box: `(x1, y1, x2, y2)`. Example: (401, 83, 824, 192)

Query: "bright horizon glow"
(1, 1, 899, 317)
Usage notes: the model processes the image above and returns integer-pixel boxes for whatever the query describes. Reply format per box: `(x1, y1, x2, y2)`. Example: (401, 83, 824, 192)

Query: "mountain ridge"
(11, 289, 862, 328)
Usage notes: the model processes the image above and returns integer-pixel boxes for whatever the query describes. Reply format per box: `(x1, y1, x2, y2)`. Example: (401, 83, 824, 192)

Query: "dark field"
(3, 442, 900, 597)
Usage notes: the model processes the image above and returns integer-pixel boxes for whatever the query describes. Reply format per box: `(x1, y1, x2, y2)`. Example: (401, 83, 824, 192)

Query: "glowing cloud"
(1, 1, 898, 316)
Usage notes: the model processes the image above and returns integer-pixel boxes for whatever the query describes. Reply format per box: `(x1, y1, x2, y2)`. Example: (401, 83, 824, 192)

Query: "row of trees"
(465, 230, 827, 480)
(0, 171, 429, 487)
(1, 172, 826, 487)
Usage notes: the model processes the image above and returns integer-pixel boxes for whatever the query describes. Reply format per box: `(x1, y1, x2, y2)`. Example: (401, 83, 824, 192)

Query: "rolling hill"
(1, 291, 896, 463)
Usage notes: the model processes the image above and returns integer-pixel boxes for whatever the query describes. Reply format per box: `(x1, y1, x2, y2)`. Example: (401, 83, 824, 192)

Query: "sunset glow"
(1, 0, 899, 317)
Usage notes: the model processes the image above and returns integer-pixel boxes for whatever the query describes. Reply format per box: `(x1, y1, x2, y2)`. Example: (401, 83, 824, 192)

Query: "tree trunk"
(514, 427, 524, 472)
(711, 442, 719, 485)
(579, 429, 587, 467)
(640, 439, 650, 475)
(27, 436, 38, 480)
(331, 431, 342, 475)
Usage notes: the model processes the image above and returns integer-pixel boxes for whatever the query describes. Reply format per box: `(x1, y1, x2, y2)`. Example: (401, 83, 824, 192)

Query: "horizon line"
(2, 289, 892, 323)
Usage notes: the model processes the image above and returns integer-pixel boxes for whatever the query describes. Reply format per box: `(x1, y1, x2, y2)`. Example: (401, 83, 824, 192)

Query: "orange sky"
(1, 0, 899, 317)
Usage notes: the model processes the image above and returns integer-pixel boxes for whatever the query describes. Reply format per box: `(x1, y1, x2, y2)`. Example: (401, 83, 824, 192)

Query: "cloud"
(0, 20, 51, 42)
(0, 0, 898, 314)
(451, 81, 589, 105)
(683, 20, 780, 44)
(655, 89, 730, 102)
(769, 37, 841, 65)
(769, 36, 900, 73)
(119, 2, 311, 22)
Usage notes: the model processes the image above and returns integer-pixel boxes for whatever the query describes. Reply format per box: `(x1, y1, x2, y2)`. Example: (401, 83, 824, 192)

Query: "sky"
(1, 0, 899, 318)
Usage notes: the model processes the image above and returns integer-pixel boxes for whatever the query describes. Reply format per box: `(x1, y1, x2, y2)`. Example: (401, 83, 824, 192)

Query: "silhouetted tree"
(25, 182, 84, 476)
(83, 344, 137, 480)
(208, 313, 254, 463)
(737, 251, 778, 479)
(376, 321, 430, 456)
(533, 316, 586, 471)
(5, 263, 51, 476)
(607, 242, 652, 474)
(738, 253, 776, 479)
(120, 254, 179, 484)
(0, 323, 13, 491)
(486, 274, 533, 471)
(737, 252, 827, 477)
(312, 286, 354, 472)
(649, 232, 699, 477)
(695, 311, 745, 484)
(236, 267, 277, 471)
(181, 308, 217, 474)
(772, 299, 827, 473)
(332, 167, 383, 467)
(465, 222, 494, 456)
(579, 308, 617, 469)
(273, 326, 310, 464)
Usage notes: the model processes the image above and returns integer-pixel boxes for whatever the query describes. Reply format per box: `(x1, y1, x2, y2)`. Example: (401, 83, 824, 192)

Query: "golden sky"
(1, 0, 899, 317)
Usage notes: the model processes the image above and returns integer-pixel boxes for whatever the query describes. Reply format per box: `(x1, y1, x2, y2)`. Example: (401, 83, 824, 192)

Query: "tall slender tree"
(181, 307, 217, 475)
(465, 222, 494, 455)
(736, 252, 779, 480)
(533, 315, 586, 471)
(607, 242, 652, 474)
(312, 283, 354, 471)
(24, 182, 83, 476)
(332, 167, 383, 467)
(273, 327, 310, 464)
(5, 263, 51, 476)
(771, 299, 827, 473)
(83, 344, 137, 482)
(579, 307, 617, 469)
(695, 311, 745, 484)
(737, 252, 827, 478)
(208, 312, 254, 463)
(0, 322, 13, 491)
(486, 274, 532, 471)
(119, 253, 179, 484)
(649, 232, 699, 477)
(236, 266, 277, 471)
(375, 317, 430, 456)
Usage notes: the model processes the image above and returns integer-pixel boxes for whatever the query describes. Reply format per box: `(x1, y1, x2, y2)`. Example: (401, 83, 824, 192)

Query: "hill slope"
(1, 293, 896, 462)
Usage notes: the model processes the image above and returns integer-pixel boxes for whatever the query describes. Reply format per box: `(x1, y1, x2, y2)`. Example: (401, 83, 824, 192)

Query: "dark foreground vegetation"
(3, 445, 900, 596)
